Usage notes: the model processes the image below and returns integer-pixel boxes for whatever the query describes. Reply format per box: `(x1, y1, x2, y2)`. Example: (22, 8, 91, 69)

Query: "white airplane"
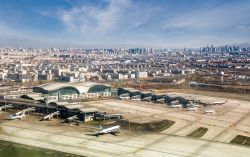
(0, 104, 13, 113)
(155, 98, 165, 103)
(131, 95, 141, 101)
(212, 100, 227, 105)
(204, 109, 215, 114)
(65, 115, 79, 123)
(8, 113, 26, 120)
(119, 94, 130, 100)
(170, 104, 182, 108)
(142, 96, 152, 102)
(188, 101, 199, 107)
(92, 125, 121, 137)
(169, 100, 182, 108)
(192, 104, 199, 107)
(186, 106, 198, 111)
(40, 111, 60, 121)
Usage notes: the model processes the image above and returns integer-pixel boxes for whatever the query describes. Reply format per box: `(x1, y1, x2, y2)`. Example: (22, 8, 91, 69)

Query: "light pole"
(126, 112, 131, 136)
(45, 99, 49, 114)
(129, 119, 130, 136)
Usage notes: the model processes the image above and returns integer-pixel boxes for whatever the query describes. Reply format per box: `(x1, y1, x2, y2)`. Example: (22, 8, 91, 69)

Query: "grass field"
(230, 135, 250, 146)
(187, 127, 208, 138)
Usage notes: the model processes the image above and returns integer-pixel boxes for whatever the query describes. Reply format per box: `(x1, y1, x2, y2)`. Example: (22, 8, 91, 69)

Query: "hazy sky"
(0, 0, 250, 48)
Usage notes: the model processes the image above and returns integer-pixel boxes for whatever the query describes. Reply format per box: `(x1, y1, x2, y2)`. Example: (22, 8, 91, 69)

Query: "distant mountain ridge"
(235, 42, 250, 48)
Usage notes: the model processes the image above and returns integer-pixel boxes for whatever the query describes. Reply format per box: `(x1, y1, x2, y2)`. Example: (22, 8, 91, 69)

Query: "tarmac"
(0, 92, 250, 157)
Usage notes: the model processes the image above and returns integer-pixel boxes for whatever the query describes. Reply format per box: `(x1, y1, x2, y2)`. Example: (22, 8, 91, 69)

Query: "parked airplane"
(131, 95, 141, 101)
(65, 115, 81, 125)
(142, 96, 152, 102)
(65, 114, 78, 122)
(169, 100, 182, 108)
(94, 112, 123, 121)
(204, 109, 215, 114)
(8, 113, 26, 120)
(186, 106, 198, 111)
(187, 101, 199, 108)
(119, 94, 130, 100)
(40, 111, 60, 121)
(170, 104, 182, 108)
(92, 125, 121, 137)
(155, 98, 165, 103)
(0, 104, 13, 113)
(212, 100, 227, 105)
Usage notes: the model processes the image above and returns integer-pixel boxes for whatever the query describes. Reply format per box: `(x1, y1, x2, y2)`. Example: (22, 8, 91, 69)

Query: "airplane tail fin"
(8, 114, 14, 119)
(99, 125, 103, 130)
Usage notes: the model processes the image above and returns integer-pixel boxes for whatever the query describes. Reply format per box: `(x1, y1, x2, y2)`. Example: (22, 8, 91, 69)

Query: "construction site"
(0, 86, 250, 157)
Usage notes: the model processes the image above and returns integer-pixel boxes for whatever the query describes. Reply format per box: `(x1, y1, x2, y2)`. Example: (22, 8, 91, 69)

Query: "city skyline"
(0, 0, 250, 48)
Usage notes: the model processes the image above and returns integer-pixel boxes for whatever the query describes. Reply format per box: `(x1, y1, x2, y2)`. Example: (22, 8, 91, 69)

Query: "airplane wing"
(110, 132, 118, 136)
(91, 131, 118, 137)
(88, 126, 120, 137)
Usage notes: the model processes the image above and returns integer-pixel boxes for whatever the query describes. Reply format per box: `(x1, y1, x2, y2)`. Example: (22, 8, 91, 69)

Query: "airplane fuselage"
(186, 107, 197, 111)
(170, 105, 182, 108)
(99, 125, 120, 134)
(65, 115, 78, 122)
(131, 98, 141, 101)
(205, 109, 215, 113)
(9, 114, 26, 120)
(119, 96, 130, 100)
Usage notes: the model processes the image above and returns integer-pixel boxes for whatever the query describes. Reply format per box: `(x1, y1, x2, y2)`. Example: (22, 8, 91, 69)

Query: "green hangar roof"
(33, 82, 111, 95)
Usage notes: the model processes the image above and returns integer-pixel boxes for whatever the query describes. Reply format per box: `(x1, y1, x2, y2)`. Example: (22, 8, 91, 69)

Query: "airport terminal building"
(33, 82, 117, 101)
